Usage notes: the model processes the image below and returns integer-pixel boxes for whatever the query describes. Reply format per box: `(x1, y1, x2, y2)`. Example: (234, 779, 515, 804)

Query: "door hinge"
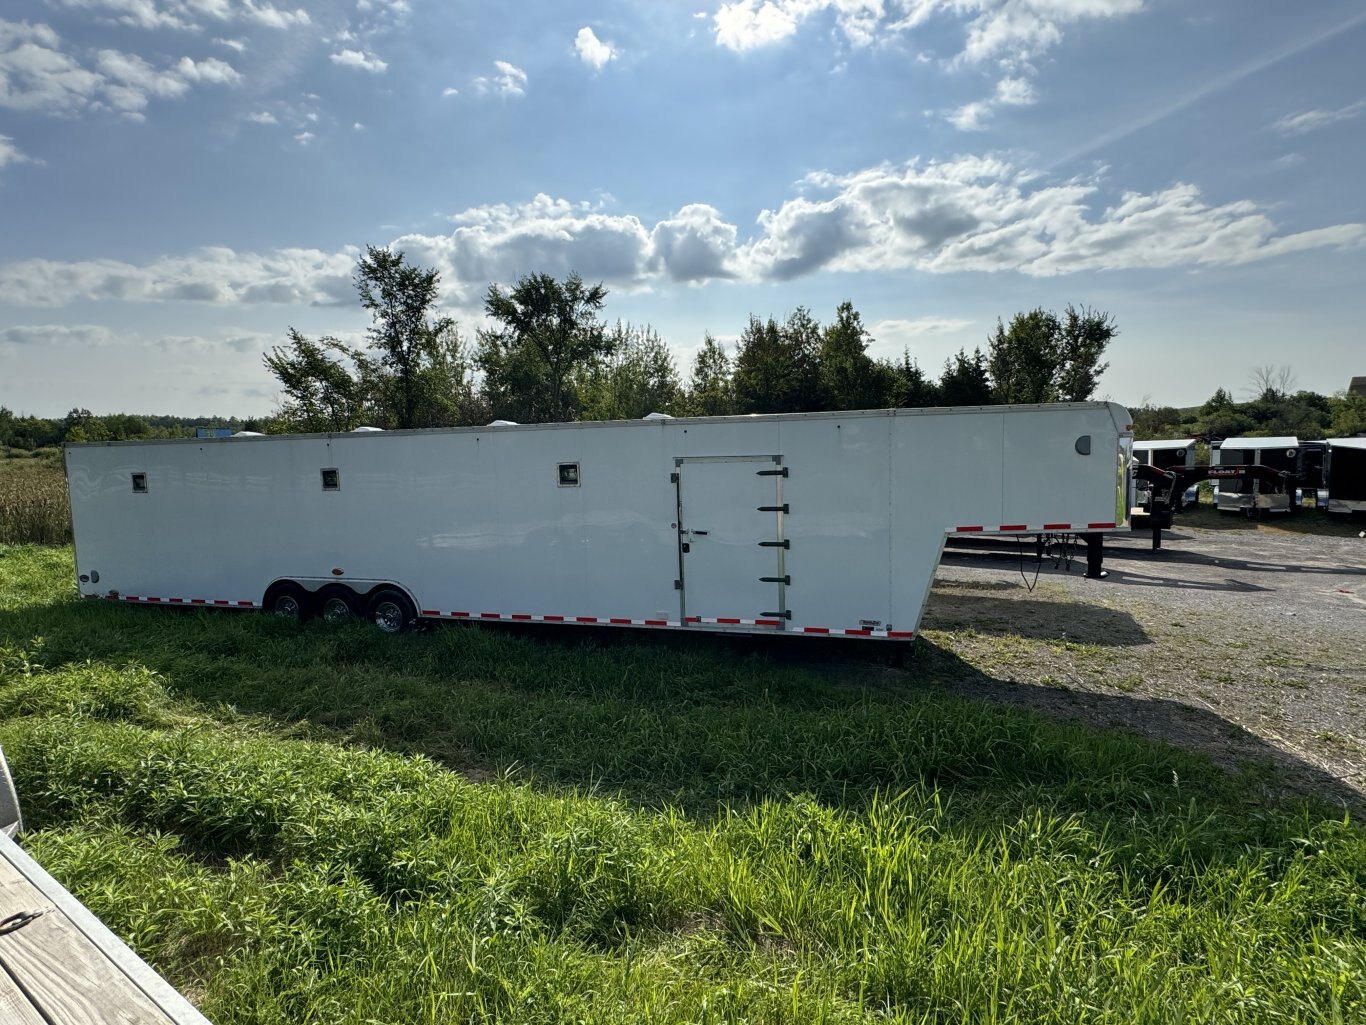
(758, 539, 790, 549)
(670, 472, 679, 484)
(756, 467, 789, 477)
(757, 504, 789, 513)
(674, 579, 682, 590)
(759, 575, 791, 585)
(761, 610, 792, 620)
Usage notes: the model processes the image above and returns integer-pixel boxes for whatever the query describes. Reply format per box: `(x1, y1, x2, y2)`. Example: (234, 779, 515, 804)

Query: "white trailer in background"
(1130, 439, 1198, 518)
(1213, 436, 1299, 517)
(65, 402, 1132, 642)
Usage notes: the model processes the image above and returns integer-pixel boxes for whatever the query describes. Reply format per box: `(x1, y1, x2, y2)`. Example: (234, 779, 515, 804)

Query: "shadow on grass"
(3, 593, 1361, 825)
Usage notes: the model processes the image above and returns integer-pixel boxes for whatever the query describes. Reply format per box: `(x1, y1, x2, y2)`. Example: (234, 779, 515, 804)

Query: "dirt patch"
(921, 521, 1366, 809)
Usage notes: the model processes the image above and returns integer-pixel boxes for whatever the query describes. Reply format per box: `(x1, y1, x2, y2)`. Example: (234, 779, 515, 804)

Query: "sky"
(1, 0, 1364, 418)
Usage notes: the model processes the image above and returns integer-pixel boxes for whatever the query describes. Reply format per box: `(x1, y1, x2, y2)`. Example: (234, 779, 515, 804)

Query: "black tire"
(264, 582, 311, 623)
(365, 588, 416, 635)
(318, 585, 360, 624)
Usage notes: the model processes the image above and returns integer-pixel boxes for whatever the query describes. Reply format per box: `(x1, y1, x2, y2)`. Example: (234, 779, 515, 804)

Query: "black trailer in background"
(1326, 438, 1366, 517)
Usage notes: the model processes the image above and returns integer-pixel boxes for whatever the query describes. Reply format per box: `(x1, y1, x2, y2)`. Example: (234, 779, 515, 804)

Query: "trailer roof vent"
(321, 468, 340, 491)
(487, 419, 519, 427)
(131, 472, 148, 493)
(233, 431, 264, 437)
(351, 426, 383, 432)
(643, 412, 673, 420)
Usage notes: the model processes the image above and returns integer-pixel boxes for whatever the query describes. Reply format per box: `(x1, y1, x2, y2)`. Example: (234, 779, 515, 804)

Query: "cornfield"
(0, 456, 71, 545)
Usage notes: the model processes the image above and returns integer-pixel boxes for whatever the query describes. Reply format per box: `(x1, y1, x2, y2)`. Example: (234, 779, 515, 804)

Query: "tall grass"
(0, 456, 70, 545)
(0, 546, 1363, 1024)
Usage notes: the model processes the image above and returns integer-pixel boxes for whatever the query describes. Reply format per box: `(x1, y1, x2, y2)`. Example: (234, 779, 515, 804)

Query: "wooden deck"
(0, 831, 213, 1025)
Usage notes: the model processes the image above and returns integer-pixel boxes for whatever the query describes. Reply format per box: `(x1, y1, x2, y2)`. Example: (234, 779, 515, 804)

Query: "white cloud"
(574, 27, 616, 70)
(240, 2, 310, 29)
(246, 110, 276, 123)
(214, 37, 247, 52)
(713, 0, 1142, 57)
(995, 75, 1036, 106)
(0, 134, 33, 170)
(51, 0, 309, 32)
(947, 100, 991, 131)
(294, 130, 314, 144)
(5, 160, 1362, 312)
(873, 316, 974, 339)
(0, 323, 114, 347)
(1274, 100, 1366, 135)
(441, 86, 459, 97)
(330, 48, 387, 73)
(714, 0, 808, 52)
(0, 247, 358, 308)
(649, 204, 739, 281)
(0, 22, 240, 115)
(473, 60, 527, 98)
(945, 73, 1038, 130)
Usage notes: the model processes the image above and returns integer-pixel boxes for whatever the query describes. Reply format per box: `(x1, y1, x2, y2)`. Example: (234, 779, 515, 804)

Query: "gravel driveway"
(922, 519, 1366, 809)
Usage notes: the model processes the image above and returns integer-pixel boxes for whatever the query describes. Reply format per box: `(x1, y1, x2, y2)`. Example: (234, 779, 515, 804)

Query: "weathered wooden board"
(0, 832, 212, 1025)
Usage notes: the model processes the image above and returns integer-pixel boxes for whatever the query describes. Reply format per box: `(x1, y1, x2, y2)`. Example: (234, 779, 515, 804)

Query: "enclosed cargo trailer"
(1325, 437, 1366, 516)
(1213, 436, 1298, 517)
(65, 403, 1132, 642)
(1130, 439, 1198, 519)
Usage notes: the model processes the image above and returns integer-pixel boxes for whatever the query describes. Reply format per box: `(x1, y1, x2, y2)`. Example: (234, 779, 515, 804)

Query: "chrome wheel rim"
(272, 595, 301, 620)
(322, 597, 352, 622)
(373, 601, 404, 634)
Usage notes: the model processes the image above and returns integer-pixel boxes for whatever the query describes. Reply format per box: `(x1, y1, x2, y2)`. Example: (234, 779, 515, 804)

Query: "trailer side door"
(674, 455, 786, 627)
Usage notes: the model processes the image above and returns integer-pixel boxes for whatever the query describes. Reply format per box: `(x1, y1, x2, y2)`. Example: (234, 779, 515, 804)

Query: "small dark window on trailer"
(321, 468, 340, 491)
(131, 472, 148, 493)
(558, 462, 580, 487)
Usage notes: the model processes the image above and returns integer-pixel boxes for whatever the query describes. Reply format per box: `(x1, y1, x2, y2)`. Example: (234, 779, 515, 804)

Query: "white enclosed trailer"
(65, 403, 1132, 642)
(1130, 439, 1198, 517)
(1213, 436, 1298, 516)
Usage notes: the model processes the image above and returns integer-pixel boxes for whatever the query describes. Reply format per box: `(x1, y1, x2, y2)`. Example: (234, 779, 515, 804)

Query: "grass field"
(0, 452, 70, 545)
(0, 545, 1364, 1023)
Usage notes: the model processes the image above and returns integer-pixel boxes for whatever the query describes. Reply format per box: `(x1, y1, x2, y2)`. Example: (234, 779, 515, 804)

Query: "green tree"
(1192, 387, 1253, 440)
(478, 272, 611, 423)
(685, 333, 736, 417)
(62, 408, 109, 444)
(355, 246, 460, 430)
(1328, 391, 1366, 436)
(987, 304, 1116, 403)
(938, 348, 993, 406)
(263, 330, 372, 432)
(575, 322, 681, 421)
(733, 308, 824, 414)
(263, 247, 468, 431)
(819, 301, 896, 410)
(891, 350, 941, 408)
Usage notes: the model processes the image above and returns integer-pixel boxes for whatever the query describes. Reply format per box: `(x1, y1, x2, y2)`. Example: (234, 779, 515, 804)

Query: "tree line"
(1132, 368, 1366, 442)
(261, 245, 1119, 433)
(0, 408, 262, 452)
(10, 246, 1360, 448)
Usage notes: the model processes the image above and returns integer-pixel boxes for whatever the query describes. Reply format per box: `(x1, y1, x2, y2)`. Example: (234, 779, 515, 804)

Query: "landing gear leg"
(1084, 532, 1108, 579)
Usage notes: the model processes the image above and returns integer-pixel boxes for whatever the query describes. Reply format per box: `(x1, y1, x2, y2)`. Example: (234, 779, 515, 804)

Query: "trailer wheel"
(265, 583, 311, 623)
(318, 585, 360, 623)
(366, 589, 416, 635)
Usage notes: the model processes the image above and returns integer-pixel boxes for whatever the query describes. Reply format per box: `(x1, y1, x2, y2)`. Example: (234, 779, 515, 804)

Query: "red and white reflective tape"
(952, 521, 1118, 534)
(103, 594, 257, 607)
(419, 610, 682, 628)
(418, 609, 913, 639)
